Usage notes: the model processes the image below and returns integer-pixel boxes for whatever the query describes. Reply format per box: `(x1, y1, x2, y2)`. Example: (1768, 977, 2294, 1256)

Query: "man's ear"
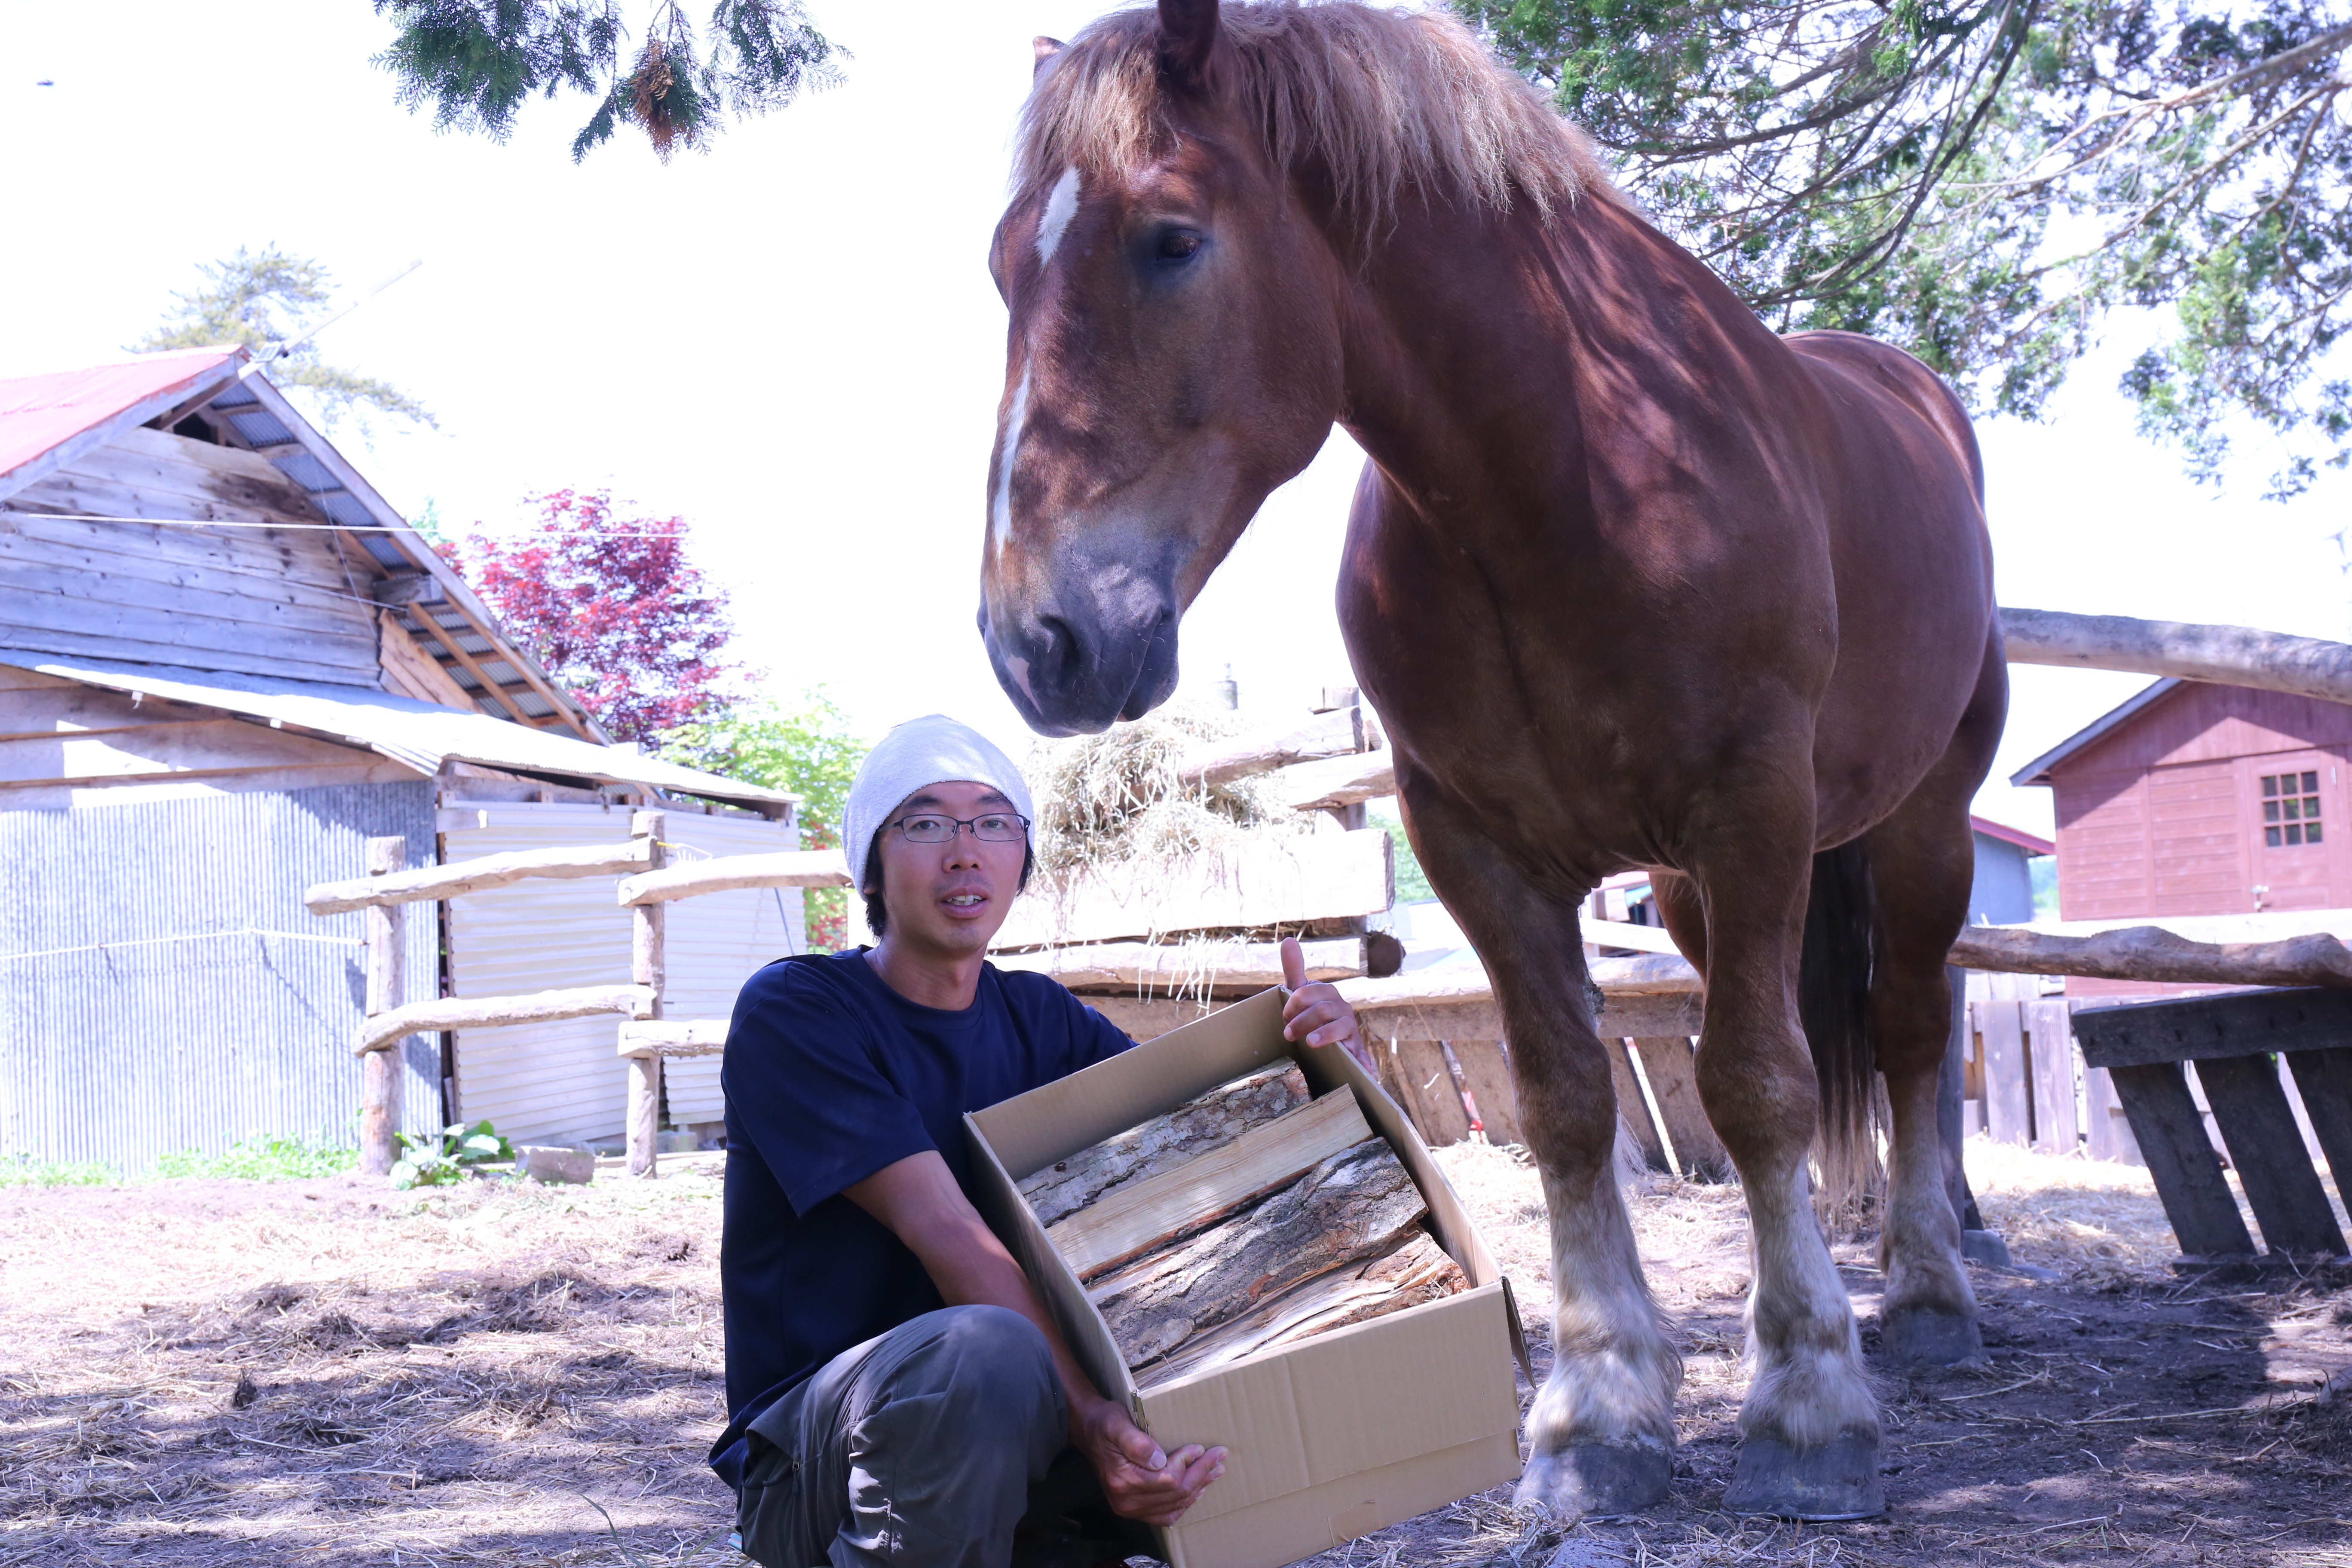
(1033, 35, 1064, 78)
(1157, 0, 1219, 91)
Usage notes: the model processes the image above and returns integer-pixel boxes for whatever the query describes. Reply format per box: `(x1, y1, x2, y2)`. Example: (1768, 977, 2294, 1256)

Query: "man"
(712, 715, 1364, 1568)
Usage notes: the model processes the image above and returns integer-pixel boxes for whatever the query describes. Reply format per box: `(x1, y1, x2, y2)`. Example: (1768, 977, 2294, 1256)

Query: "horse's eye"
(1156, 229, 1204, 263)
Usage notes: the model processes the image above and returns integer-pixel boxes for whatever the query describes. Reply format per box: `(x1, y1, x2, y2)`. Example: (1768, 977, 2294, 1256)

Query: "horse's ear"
(1157, 0, 1219, 90)
(1032, 35, 1063, 77)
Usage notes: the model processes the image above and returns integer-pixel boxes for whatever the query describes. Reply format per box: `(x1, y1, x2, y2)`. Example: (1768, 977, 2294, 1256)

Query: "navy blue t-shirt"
(710, 948, 1131, 1485)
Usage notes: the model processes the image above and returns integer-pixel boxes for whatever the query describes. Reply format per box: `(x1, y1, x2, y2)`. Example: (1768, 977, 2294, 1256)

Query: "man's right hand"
(1071, 1393, 1225, 1526)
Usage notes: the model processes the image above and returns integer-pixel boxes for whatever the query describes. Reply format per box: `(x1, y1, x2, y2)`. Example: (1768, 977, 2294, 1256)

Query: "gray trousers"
(738, 1306, 1153, 1568)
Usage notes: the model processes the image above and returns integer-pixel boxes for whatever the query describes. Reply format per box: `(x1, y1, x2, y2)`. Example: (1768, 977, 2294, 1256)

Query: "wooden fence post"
(359, 836, 406, 1176)
(627, 811, 667, 1178)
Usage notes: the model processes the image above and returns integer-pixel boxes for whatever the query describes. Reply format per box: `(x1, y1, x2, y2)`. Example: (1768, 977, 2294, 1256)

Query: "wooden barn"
(0, 347, 801, 1172)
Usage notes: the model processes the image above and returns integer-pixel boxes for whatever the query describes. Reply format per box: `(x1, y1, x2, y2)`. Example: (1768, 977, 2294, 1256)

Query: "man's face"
(868, 779, 1028, 959)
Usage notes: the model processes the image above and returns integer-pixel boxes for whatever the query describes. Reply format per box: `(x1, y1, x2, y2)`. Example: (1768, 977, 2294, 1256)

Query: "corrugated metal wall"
(0, 783, 440, 1170)
(442, 803, 799, 1147)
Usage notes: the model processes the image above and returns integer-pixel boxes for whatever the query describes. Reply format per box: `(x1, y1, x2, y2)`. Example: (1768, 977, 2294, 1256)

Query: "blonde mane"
(1016, 2, 1615, 230)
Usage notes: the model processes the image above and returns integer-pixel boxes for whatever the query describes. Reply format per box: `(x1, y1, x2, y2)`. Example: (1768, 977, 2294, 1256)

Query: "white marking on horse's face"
(992, 366, 1033, 553)
(1036, 166, 1081, 265)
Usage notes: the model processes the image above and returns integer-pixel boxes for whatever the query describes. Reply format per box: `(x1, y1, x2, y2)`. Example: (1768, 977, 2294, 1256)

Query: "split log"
(1087, 1138, 1427, 1368)
(2000, 606, 2352, 707)
(353, 983, 654, 1055)
(1136, 1230, 1467, 1388)
(1047, 1090, 1374, 1279)
(992, 936, 1367, 992)
(305, 839, 651, 914)
(1176, 707, 1366, 788)
(616, 848, 851, 906)
(1948, 924, 2352, 989)
(1017, 1063, 1310, 1226)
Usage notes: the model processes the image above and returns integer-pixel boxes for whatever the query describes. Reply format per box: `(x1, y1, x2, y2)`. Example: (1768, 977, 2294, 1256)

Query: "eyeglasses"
(888, 812, 1031, 844)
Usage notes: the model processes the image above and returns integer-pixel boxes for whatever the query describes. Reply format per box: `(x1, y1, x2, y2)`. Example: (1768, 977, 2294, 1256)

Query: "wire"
(1, 928, 366, 964)
(2, 508, 702, 539)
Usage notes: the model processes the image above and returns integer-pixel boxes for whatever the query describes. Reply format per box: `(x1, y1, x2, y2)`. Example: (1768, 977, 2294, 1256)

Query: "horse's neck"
(1335, 194, 1755, 516)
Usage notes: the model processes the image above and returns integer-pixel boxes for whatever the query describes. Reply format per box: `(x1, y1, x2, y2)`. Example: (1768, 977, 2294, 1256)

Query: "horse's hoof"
(1722, 1430, 1885, 1520)
(1513, 1439, 1673, 1520)
(1878, 1305, 1982, 1367)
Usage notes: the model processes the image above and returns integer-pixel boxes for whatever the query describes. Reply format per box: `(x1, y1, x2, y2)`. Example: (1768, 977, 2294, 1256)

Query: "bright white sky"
(6, 1, 2348, 841)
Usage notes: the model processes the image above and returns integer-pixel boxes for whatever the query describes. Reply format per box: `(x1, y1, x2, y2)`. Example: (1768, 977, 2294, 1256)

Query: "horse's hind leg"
(1865, 638, 2005, 1365)
(1685, 797, 1883, 1519)
(1401, 782, 1681, 1519)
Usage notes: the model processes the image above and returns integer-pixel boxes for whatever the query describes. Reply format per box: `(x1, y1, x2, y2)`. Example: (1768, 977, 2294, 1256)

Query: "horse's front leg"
(1400, 783, 1681, 1519)
(1686, 808, 1885, 1519)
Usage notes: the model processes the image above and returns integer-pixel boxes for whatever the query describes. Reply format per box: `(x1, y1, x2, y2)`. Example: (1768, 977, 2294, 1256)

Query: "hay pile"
(1027, 704, 1308, 876)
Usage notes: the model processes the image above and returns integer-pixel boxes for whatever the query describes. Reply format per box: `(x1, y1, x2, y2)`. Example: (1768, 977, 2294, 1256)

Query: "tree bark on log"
(1136, 1230, 1467, 1388)
(2000, 606, 2352, 707)
(1087, 1138, 1427, 1369)
(1948, 924, 2352, 988)
(1017, 1063, 1308, 1226)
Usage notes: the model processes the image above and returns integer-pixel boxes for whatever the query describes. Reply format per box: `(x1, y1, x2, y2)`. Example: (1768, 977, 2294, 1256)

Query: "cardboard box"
(965, 988, 1525, 1568)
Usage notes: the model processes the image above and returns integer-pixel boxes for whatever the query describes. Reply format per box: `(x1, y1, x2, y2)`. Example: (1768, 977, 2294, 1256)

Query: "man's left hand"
(1279, 936, 1362, 1053)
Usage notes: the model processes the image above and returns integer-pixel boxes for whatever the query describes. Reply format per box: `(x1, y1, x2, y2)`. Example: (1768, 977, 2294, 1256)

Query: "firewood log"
(1136, 1230, 1468, 1388)
(1087, 1138, 1427, 1368)
(1017, 1062, 1309, 1225)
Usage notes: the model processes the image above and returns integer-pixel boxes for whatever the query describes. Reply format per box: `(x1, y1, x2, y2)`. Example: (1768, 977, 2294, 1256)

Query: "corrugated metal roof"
(0, 348, 243, 499)
(0, 649, 799, 810)
(441, 804, 800, 1144)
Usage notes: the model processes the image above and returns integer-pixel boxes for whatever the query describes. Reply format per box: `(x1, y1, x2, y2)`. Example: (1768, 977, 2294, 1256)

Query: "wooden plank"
(2109, 1062, 2257, 1258)
(2193, 1056, 2348, 1256)
(355, 983, 654, 1055)
(1047, 1091, 1374, 1278)
(616, 848, 852, 906)
(0, 683, 219, 741)
(1608, 1038, 1670, 1171)
(2083, 1064, 2141, 1164)
(1360, 992, 1705, 1044)
(617, 1017, 729, 1059)
(0, 585, 378, 667)
(2071, 987, 2352, 1069)
(995, 936, 1367, 991)
(0, 542, 379, 640)
(0, 509, 359, 606)
(1278, 749, 1397, 811)
(2284, 1047, 2352, 1197)
(1977, 1001, 2033, 1145)
(1447, 1040, 1522, 1146)
(378, 609, 476, 709)
(1633, 1037, 1728, 1180)
(1385, 1040, 1472, 1146)
(992, 829, 1393, 949)
(0, 720, 379, 788)
(1177, 707, 1364, 787)
(2026, 999, 2080, 1154)
(308, 838, 653, 913)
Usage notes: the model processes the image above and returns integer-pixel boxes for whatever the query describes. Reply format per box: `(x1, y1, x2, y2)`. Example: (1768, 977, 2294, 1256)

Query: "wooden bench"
(2070, 988, 2352, 1265)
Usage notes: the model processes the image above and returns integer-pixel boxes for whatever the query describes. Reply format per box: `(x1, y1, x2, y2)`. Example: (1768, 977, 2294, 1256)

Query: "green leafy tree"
(138, 245, 435, 435)
(664, 689, 869, 949)
(373, 0, 839, 162)
(1455, 0, 2352, 496)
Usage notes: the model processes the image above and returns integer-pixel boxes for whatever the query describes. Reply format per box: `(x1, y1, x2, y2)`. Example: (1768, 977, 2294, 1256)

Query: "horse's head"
(977, 0, 1347, 735)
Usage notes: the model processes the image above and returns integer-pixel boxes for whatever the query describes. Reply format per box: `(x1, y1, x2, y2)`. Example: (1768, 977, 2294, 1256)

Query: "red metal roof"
(1971, 814, 2056, 856)
(0, 347, 244, 493)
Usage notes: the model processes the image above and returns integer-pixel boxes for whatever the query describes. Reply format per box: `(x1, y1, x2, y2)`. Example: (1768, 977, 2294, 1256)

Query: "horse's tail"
(1798, 839, 1881, 1231)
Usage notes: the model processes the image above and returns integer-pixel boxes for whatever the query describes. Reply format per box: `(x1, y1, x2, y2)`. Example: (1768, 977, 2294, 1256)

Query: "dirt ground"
(3, 1140, 2347, 1568)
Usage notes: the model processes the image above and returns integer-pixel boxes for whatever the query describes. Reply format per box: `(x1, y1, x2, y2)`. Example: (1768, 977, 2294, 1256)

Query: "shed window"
(2262, 771, 2323, 847)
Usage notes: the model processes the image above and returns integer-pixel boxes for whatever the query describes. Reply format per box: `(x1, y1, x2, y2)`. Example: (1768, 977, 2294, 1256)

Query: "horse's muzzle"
(980, 593, 1181, 737)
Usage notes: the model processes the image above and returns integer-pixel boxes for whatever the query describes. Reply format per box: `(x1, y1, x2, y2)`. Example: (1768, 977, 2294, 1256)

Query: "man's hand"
(1070, 1393, 1225, 1525)
(1279, 935, 1362, 1052)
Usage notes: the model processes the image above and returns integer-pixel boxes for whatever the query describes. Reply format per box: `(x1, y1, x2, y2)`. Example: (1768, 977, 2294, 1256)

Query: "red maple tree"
(454, 489, 739, 744)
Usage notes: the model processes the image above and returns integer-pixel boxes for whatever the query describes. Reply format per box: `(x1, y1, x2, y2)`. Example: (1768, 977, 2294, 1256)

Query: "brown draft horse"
(979, 0, 2003, 1521)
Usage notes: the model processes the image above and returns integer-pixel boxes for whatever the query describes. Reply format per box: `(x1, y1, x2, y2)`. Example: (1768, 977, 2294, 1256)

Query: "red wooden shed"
(2012, 678, 2352, 920)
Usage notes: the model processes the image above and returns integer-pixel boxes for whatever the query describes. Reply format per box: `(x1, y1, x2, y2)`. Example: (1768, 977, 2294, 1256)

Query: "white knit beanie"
(843, 715, 1037, 891)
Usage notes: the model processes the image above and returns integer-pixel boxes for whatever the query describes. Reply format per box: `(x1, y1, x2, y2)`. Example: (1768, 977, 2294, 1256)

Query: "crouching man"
(710, 715, 1363, 1567)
